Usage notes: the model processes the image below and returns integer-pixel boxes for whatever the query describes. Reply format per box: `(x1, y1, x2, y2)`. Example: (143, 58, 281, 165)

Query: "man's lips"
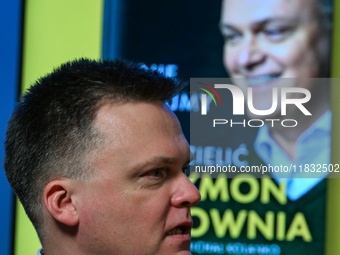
(166, 220, 192, 237)
(246, 74, 281, 86)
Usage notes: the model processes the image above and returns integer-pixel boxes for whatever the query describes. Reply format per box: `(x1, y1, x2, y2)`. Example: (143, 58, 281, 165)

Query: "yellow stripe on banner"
(327, 0, 340, 254)
(15, 1, 104, 254)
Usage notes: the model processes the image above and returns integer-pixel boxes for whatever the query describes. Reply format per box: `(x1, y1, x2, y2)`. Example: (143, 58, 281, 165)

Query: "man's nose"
(171, 175, 201, 208)
(237, 35, 265, 70)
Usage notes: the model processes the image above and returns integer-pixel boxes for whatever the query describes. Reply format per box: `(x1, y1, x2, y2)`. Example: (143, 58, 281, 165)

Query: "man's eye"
(148, 168, 165, 178)
(263, 27, 292, 42)
(223, 33, 242, 45)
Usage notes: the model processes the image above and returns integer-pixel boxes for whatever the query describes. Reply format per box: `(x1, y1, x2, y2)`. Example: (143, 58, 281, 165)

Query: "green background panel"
(327, 0, 340, 254)
(15, 1, 104, 254)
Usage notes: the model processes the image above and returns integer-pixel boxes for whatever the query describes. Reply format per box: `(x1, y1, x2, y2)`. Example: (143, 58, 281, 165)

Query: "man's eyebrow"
(219, 18, 298, 33)
(144, 156, 176, 165)
(253, 18, 298, 27)
(218, 22, 239, 33)
(136, 154, 193, 170)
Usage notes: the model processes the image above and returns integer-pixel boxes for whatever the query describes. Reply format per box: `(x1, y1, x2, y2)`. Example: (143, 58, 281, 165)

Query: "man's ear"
(43, 180, 79, 226)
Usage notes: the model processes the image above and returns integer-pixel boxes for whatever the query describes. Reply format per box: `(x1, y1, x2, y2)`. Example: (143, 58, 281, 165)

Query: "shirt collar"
(254, 110, 331, 165)
(253, 110, 331, 201)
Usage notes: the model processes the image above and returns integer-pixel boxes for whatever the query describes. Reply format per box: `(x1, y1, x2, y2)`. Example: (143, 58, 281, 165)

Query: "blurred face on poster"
(220, 0, 330, 119)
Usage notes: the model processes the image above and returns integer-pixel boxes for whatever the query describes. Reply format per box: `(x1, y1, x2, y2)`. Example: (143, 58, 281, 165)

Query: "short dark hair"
(4, 58, 185, 238)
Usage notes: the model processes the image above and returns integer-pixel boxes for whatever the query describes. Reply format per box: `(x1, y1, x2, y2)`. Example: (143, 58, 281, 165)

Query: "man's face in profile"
(75, 101, 200, 254)
(220, 0, 328, 118)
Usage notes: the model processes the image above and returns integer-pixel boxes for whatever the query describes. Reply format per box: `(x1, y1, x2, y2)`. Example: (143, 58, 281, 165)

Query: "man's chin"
(157, 237, 192, 255)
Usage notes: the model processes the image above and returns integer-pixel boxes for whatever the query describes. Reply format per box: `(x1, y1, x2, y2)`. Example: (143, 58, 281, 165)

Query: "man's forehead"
(94, 101, 183, 139)
(90, 101, 190, 177)
(221, 0, 312, 26)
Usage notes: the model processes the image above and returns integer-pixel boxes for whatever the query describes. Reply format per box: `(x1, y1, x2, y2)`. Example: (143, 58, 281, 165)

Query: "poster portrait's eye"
(263, 24, 294, 42)
(222, 30, 242, 45)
